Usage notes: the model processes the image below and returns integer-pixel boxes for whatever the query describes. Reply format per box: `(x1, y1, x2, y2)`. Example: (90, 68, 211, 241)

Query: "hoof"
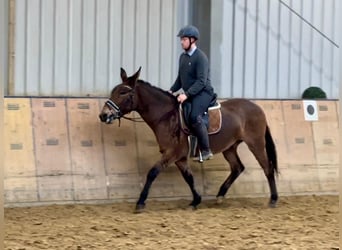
(269, 200, 277, 208)
(188, 196, 201, 210)
(187, 204, 198, 211)
(134, 204, 146, 213)
(216, 196, 224, 204)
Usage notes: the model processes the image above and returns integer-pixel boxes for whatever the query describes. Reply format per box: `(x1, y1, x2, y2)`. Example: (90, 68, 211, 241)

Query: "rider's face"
(180, 37, 194, 50)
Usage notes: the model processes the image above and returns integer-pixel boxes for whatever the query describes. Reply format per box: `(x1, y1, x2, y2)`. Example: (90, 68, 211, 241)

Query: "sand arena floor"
(5, 195, 338, 250)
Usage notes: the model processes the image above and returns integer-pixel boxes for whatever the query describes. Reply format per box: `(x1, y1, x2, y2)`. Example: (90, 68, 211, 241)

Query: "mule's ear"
(120, 68, 128, 82)
(132, 67, 141, 81)
(127, 67, 142, 87)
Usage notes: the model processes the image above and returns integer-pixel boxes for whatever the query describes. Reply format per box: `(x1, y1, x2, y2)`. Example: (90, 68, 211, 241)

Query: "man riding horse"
(169, 25, 217, 162)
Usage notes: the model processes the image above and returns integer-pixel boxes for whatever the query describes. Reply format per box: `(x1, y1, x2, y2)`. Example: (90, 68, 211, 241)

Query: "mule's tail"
(265, 125, 278, 176)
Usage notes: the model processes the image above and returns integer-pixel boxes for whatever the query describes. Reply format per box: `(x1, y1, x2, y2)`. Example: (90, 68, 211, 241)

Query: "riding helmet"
(177, 25, 200, 40)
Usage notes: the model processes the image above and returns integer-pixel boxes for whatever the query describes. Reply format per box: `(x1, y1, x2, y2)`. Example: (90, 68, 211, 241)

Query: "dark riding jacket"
(170, 48, 214, 98)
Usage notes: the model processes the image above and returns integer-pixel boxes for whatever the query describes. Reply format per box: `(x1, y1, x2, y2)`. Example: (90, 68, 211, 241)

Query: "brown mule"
(99, 67, 279, 212)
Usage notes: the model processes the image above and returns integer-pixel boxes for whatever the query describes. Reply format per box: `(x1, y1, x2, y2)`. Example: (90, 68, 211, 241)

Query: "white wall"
(14, 0, 185, 96)
(12, 0, 340, 98)
(211, 0, 340, 99)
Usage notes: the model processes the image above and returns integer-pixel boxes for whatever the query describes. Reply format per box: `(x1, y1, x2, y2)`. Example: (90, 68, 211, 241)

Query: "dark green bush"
(301, 86, 327, 99)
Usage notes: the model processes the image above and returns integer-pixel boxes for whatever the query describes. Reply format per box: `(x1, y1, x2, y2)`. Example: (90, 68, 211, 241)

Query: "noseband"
(105, 99, 121, 117)
(104, 92, 144, 124)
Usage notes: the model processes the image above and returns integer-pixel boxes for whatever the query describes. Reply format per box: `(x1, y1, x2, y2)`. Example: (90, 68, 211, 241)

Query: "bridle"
(104, 90, 144, 125)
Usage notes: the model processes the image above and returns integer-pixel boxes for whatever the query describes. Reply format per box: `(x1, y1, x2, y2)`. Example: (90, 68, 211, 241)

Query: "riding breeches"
(187, 90, 213, 125)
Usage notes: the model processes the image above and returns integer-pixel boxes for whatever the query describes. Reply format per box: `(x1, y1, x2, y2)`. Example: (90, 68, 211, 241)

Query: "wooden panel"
(230, 170, 269, 197)
(73, 175, 108, 200)
(99, 99, 139, 174)
(203, 168, 269, 197)
(202, 170, 228, 196)
(280, 167, 320, 193)
(317, 167, 338, 193)
(335, 101, 339, 117)
(229, 180, 268, 197)
(312, 101, 338, 165)
(255, 100, 288, 167)
(67, 99, 107, 200)
(4, 98, 36, 177)
(282, 100, 306, 122)
(237, 142, 260, 168)
(134, 119, 161, 173)
(276, 179, 292, 195)
(4, 177, 38, 203)
(37, 175, 74, 201)
(312, 121, 339, 165)
(31, 98, 72, 175)
(316, 101, 338, 122)
(107, 173, 143, 200)
(148, 166, 203, 199)
(67, 99, 106, 175)
(282, 101, 316, 166)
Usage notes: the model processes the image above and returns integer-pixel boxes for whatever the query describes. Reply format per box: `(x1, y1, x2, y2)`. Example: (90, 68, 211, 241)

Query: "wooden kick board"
(316, 101, 339, 122)
(31, 99, 72, 176)
(99, 99, 139, 174)
(316, 167, 338, 193)
(254, 100, 288, 167)
(4, 177, 38, 203)
(67, 99, 105, 175)
(73, 175, 108, 200)
(98, 100, 141, 199)
(203, 168, 269, 197)
(312, 101, 339, 165)
(134, 120, 160, 173)
(282, 101, 316, 166)
(4, 98, 36, 177)
(67, 99, 107, 200)
(312, 121, 339, 165)
(37, 175, 74, 201)
(148, 166, 204, 199)
(107, 173, 142, 199)
(336, 101, 339, 117)
(279, 167, 320, 193)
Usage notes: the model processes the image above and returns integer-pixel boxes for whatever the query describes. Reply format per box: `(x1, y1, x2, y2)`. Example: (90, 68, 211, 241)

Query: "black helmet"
(177, 25, 200, 40)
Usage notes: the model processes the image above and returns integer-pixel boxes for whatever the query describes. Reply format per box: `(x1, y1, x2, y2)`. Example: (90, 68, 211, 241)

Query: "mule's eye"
(119, 91, 128, 95)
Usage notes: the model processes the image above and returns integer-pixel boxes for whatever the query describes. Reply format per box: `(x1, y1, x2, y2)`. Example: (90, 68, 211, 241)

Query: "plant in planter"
(301, 86, 327, 99)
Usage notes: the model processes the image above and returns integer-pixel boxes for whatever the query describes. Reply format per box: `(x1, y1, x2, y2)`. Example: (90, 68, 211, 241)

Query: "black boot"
(192, 122, 213, 162)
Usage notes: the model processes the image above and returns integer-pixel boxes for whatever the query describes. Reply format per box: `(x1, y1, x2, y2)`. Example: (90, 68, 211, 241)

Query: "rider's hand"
(177, 93, 188, 103)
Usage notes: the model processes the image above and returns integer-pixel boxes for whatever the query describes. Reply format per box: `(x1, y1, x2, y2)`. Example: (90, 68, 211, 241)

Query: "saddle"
(179, 97, 222, 158)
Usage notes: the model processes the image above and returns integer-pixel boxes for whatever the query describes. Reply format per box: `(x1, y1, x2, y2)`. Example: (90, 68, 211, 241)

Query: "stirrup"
(193, 150, 213, 163)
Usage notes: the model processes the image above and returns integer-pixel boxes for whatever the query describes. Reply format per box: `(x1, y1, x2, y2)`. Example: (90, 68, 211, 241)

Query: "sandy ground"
(5, 195, 338, 250)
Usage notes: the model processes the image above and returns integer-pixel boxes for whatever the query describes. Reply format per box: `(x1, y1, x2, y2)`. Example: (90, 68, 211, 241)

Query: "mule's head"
(99, 67, 141, 124)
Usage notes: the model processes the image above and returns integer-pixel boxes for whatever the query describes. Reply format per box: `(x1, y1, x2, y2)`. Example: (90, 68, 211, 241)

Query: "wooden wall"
(4, 98, 339, 206)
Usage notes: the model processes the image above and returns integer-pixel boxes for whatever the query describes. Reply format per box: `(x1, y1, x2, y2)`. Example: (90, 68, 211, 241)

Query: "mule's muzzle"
(99, 113, 115, 124)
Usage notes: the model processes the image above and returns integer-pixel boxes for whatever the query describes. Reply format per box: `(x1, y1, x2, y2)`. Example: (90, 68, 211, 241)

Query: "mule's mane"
(136, 80, 180, 132)
(136, 79, 179, 108)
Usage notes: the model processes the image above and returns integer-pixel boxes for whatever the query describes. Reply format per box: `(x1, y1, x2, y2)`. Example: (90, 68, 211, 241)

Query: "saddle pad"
(180, 103, 222, 135)
(208, 105, 222, 135)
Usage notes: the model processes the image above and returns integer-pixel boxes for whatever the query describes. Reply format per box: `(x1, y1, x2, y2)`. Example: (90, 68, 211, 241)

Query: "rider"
(169, 25, 216, 161)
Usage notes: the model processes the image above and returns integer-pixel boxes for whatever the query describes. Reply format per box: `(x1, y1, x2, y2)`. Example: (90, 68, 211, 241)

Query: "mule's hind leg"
(246, 141, 278, 207)
(136, 160, 166, 212)
(175, 158, 202, 209)
(216, 143, 245, 203)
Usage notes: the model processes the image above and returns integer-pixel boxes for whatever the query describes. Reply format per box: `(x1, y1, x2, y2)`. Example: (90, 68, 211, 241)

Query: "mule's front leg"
(135, 165, 161, 212)
(175, 159, 202, 209)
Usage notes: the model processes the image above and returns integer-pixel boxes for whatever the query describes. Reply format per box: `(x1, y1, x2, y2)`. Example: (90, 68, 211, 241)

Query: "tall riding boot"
(192, 122, 213, 161)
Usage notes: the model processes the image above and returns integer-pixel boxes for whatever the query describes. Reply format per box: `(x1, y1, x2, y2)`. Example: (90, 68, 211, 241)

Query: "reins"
(121, 115, 145, 122)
